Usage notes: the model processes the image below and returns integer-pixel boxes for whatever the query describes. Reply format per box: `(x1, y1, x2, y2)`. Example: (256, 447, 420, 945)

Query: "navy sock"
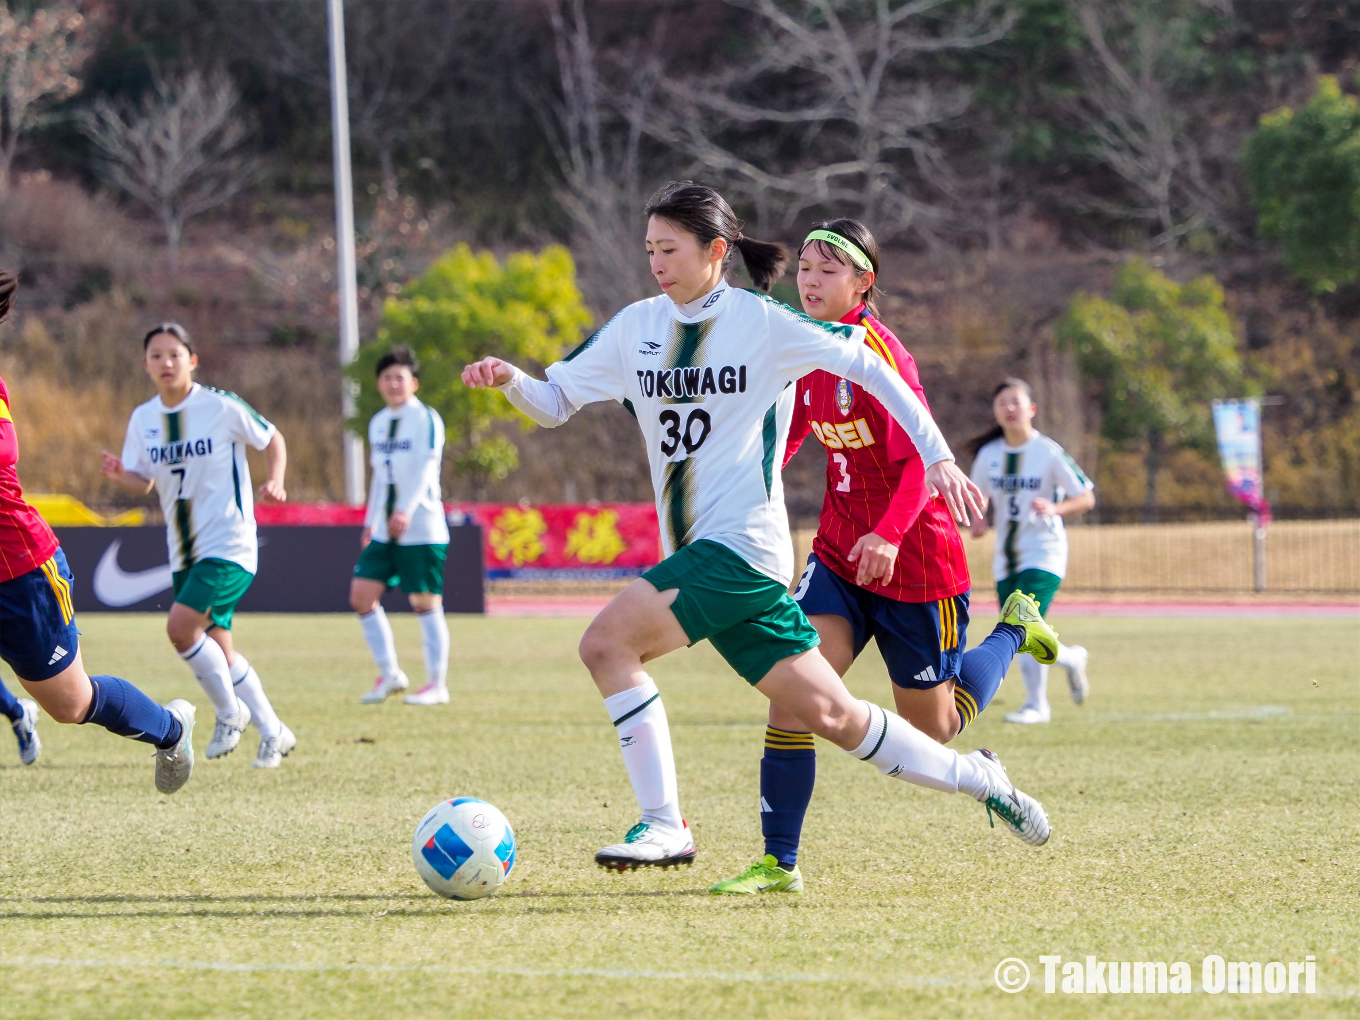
(955, 623, 1024, 731)
(0, 676, 22, 722)
(760, 727, 816, 869)
(83, 676, 181, 749)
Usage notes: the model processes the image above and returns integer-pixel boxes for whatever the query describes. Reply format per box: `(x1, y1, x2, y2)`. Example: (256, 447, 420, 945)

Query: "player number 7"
(171, 467, 186, 498)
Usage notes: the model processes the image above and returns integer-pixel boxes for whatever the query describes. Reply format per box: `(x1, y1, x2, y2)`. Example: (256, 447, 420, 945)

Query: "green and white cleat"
(595, 820, 696, 872)
(968, 748, 1050, 846)
(709, 854, 802, 895)
(1000, 590, 1059, 665)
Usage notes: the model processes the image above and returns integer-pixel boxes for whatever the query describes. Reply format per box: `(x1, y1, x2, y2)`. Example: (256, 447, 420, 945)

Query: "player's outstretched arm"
(462, 357, 577, 428)
(258, 432, 287, 504)
(100, 450, 154, 496)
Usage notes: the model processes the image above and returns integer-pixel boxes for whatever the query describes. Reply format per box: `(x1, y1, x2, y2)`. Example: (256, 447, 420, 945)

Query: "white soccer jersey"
(363, 396, 449, 546)
(121, 383, 277, 573)
(969, 431, 1093, 580)
(514, 284, 953, 586)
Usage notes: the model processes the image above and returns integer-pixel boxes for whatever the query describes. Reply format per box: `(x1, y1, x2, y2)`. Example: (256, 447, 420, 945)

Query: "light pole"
(327, 0, 366, 505)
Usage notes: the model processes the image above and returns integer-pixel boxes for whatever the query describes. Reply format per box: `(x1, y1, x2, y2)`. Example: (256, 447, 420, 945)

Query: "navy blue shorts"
(0, 546, 80, 681)
(791, 553, 969, 690)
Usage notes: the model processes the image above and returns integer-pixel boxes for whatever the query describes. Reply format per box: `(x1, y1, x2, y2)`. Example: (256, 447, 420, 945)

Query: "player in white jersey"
(101, 323, 296, 767)
(350, 345, 452, 706)
(464, 182, 1052, 872)
(968, 377, 1096, 723)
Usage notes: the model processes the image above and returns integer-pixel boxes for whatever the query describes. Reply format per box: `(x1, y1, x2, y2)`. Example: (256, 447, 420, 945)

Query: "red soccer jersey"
(0, 375, 59, 582)
(783, 305, 970, 603)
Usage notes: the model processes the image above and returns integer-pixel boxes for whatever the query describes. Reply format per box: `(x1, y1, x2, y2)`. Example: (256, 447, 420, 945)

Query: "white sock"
(1019, 654, 1049, 712)
(230, 655, 282, 740)
(1055, 642, 1080, 670)
(602, 678, 683, 832)
(180, 635, 237, 715)
(847, 702, 989, 797)
(417, 608, 449, 690)
(358, 607, 400, 680)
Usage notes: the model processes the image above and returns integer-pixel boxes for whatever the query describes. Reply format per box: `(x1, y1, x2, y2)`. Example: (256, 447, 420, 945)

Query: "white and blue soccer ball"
(412, 797, 516, 900)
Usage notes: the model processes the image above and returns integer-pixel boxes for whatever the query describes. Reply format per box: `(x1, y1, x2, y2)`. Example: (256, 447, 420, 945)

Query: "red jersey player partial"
(710, 221, 1059, 895)
(0, 269, 196, 788)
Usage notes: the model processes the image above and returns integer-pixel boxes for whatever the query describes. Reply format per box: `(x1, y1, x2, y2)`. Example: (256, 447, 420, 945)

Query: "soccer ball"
(412, 797, 516, 900)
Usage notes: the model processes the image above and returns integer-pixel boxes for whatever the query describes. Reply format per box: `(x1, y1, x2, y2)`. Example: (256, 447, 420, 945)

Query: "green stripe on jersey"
(164, 410, 181, 443)
(175, 498, 195, 567)
(662, 459, 693, 552)
(205, 385, 271, 430)
(761, 401, 778, 498)
(231, 443, 242, 515)
(748, 289, 858, 340)
(1002, 450, 1022, 576)
(1062, 451, 1091, 487)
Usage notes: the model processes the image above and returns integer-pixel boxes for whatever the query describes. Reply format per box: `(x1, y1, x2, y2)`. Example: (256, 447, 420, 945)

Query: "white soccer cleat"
(206, 699, 251, 759)
(403, 683, 449, 706)
(1065, 645, 1090, 705)
(968, 748, 1050, 847)
(12, 697, 40, 765)
(1004, 705, 1051, 725)
(13, 697, 40, 765)
(361, 670, 409, 704)
(595, 820, 697, 872)
(251, 723, 296, 769)
(155, 700, 196, 794)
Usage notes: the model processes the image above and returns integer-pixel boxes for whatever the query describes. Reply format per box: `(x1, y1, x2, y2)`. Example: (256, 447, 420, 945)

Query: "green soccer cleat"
(709, 854, 803, 895)
(1001, 590, 1059, 665)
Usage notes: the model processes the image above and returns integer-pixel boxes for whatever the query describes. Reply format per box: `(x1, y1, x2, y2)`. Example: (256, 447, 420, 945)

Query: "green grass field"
(1, 612, 1356, 1019)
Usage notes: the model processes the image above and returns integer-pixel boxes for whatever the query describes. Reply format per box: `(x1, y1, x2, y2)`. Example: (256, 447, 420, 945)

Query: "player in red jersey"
(0, 270, 195, 788)
(710, 223, 1058, 894)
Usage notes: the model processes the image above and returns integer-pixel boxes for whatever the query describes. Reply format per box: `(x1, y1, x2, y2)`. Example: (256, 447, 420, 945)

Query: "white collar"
(157, 382, 200, 413)
(670, 282, 730, 324)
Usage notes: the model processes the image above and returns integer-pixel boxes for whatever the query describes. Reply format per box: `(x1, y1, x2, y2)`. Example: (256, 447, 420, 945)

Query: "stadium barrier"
(793, 518, 1360, 595)
(54, 526, 486, 614)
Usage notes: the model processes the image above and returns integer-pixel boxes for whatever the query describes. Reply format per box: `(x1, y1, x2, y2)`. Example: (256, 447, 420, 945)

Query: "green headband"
(802, 229, 873, 273)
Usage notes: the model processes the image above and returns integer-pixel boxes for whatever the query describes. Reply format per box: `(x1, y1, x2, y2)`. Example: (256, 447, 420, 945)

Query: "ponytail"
(965, 377, 1035, 458)
(731, 235, 789, 292)
(644, 181, 788, 292)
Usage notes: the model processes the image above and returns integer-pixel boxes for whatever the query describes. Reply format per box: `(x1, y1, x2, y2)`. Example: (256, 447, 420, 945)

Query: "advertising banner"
(54, 525, 485, 614)
(454, 503, 661, 580)
(1211, 399, 1271, 525)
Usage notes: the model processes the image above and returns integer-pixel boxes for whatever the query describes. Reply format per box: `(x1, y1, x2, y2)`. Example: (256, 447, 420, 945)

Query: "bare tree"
(232, 0, 466, 191)
(1066, 0, 1222, 250)
(0, 1, 94, 194)
(80, 69, 260, 279)
(652, 0, 1014, 241)
(529, 0, 662, 310)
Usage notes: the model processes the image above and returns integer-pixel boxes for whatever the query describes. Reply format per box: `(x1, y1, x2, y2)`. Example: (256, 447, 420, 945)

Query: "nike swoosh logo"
(756, 882, 778, 891)
(92, 539, 173, 607)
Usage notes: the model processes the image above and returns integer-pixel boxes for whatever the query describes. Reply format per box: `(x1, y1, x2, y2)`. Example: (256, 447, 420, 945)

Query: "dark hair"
(142, 322, 195, 355)
(0, 269, 16, 325)
(643, 181, 788, 292)
(375, 344, 419, 378)
(799, 217, 882, 316)
(966, 377, 1036, 457)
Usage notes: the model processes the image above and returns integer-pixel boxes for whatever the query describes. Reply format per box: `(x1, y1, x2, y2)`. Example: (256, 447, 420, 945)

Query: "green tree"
(1057, 258, 1247, 515)
(1244, 75, 1360, 294)
(349, 243, 591, 493)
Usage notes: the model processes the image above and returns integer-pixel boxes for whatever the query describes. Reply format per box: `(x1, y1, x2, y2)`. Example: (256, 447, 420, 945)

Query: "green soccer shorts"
(996, 568, 1062, 617)
(354, 539, 448, 595)
(643, 539, 820, 685)
(172, 558, 255, 631)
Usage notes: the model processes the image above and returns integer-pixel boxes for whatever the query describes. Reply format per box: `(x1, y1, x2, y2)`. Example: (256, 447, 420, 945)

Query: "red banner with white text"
(255, 502, 661, 579)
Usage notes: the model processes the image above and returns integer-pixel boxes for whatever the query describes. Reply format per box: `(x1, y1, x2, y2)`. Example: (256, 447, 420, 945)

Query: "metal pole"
(1253, 515, 1266, 593)
(328, 0, 366, 505)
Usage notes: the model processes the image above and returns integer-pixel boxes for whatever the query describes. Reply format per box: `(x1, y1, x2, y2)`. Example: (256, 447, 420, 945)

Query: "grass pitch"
(1, 611, 1356, 1019)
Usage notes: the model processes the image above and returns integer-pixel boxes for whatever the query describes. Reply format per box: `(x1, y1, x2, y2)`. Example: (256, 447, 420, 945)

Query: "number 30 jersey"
(540, 284, 953, 586)
(969, 432, 1093, 580)
(121, 383, 277, 573)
